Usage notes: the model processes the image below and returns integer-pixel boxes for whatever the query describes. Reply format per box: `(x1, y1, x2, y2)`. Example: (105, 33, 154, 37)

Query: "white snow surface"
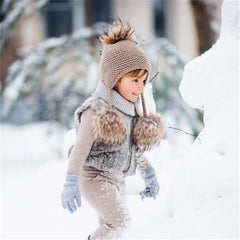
(1, 119, 238, 239)
(1, 0, 239, 239)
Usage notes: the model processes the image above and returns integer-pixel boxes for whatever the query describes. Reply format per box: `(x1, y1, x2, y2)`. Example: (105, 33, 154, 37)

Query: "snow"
(2, 2, 24, 25)
(1, 122, 238, 239)
(1, 0, 239, 239)
(177, 0, 239, 238)
(36, 0, 48, 9)
(37, 37, 68, 51)
(179, 0, 239, 156)
(0, 0, 48, 51)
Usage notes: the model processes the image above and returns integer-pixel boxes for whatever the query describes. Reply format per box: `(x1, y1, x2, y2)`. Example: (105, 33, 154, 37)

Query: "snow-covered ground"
(0, 120, 238, 240)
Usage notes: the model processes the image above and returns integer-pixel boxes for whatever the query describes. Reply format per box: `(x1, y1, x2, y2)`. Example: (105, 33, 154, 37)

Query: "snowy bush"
(1, 26, 99, 128)
(0, 0, 48, 53)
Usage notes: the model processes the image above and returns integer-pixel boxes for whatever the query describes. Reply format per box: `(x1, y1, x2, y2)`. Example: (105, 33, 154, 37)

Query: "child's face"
(115, 70, 148, 103)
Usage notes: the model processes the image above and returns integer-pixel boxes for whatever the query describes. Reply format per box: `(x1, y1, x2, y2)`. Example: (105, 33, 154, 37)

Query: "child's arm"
(67, 108, 95, 176)
(137, 154, 160, 200)
(136, 154, 153, 175)
(61, 108, 95, 213)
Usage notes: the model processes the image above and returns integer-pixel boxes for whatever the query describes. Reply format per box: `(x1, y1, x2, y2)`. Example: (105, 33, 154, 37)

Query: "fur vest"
(74, 82, 143, 177)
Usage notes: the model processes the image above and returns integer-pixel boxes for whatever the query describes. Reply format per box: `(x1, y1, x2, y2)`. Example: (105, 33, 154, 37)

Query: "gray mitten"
(139, 168, 159, 199)
(61, 175, 81, 213)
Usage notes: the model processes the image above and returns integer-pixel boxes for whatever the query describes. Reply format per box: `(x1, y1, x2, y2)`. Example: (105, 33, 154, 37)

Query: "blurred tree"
(0, 0, 48, 94)
(144, 37, 202, 136)
(1, 25, 101, 128)
(191, 0, 221, 53)
(1, 24, 203, 136)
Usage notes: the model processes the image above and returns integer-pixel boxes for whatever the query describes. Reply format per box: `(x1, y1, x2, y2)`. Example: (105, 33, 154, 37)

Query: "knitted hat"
(92, 20, 166, 151)
(100, 39, 151, 90)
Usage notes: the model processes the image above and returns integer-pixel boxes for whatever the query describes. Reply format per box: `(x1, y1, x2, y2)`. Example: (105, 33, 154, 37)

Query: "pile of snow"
(175, 0, 239, 236)
(179, 0, 239, 157)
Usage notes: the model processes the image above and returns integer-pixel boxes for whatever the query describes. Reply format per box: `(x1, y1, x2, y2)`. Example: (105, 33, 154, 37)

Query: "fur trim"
(91, 107, 127, 144)
(133, 114, 167, 151)
(99, 19, 137, 46)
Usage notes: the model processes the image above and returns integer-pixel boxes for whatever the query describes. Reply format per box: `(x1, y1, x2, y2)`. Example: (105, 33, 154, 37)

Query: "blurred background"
(0, 0, 223, 166)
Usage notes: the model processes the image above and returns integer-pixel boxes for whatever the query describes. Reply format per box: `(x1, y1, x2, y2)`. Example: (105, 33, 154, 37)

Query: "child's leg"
(98, 182, 127, 226)
(80, 168, 130, 240)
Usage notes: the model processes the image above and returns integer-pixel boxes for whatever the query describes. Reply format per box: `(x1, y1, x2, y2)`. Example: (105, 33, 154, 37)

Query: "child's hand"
(139, 168, 159, 200)
(61, 175, 81, 213)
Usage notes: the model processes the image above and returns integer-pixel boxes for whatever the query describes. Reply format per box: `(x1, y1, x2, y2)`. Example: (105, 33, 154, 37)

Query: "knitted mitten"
(139, 168, 159, 199)
(61, 175, 81, 213)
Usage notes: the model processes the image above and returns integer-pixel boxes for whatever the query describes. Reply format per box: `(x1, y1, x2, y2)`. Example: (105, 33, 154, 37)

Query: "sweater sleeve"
(66, 108, 95, 176)
(136, 153, 153, 176)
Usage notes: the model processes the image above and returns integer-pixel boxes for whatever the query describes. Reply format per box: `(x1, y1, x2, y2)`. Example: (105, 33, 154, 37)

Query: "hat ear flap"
(92, 107, 127, 144)
(133, 114, 167, 152)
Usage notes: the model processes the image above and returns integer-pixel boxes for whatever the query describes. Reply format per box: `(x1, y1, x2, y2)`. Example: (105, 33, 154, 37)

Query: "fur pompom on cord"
(133, 114, 167, 152)
(132, 93, 167, 151)
(92, 107, 127, 144)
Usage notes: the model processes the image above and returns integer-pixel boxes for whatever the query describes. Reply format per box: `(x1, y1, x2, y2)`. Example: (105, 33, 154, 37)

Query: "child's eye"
(143, 80, 146, 85)
(133, 79, 138, 83)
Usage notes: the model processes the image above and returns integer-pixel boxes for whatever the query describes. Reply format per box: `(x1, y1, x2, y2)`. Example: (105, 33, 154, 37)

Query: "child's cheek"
(125, 87, 134, 94)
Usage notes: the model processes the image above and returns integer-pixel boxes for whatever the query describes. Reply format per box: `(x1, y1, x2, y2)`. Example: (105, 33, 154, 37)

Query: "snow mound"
(172, 0, 239, 237)
(179, 0, 239, 156)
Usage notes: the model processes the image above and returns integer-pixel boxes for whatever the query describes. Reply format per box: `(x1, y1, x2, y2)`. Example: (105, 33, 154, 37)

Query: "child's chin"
(128, 97, 138, 103)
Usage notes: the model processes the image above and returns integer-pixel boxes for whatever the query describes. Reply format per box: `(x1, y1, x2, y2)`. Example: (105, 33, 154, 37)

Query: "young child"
(61, 20, 166, 240)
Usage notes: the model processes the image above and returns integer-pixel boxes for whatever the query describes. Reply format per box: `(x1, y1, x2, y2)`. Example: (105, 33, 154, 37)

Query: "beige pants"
(79, 166, 131, 240)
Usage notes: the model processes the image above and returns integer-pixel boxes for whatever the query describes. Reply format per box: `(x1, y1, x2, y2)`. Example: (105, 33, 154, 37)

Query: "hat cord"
(141, 93, 147, 117)
(108, 88, 113, 108)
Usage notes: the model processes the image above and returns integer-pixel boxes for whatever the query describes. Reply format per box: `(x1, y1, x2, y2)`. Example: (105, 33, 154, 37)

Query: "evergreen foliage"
(1, 23, 202, 135)
(0, 0, 48, 53)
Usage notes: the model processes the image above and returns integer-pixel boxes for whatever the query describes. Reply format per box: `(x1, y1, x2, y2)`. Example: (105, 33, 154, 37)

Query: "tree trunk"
(191, 0, 221, 54)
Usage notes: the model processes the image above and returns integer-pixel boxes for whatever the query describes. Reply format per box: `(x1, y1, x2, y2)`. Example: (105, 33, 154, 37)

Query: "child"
(61, 19, 166, 240)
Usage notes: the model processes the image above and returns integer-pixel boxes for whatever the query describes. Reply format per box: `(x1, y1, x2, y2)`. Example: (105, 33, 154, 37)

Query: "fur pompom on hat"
(93, 19, 166, 150)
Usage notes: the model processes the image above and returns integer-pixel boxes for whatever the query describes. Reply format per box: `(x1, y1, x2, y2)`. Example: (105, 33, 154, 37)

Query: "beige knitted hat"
(92, 20, 166, 151)
(100, 39, 151, 90)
